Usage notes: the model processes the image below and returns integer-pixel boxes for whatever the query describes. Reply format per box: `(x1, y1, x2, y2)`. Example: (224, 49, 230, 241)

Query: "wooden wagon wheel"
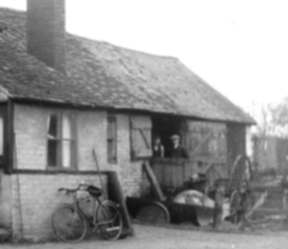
(136, 201, 170, 225)
(227, 155, 257, 225)
(229, 155, 253, 194)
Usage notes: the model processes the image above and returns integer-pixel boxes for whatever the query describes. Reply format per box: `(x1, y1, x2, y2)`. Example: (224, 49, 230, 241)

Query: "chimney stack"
(26, 0, 66, 73)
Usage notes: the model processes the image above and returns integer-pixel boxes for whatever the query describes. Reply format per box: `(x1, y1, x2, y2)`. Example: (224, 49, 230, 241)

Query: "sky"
(1, 0, 288, 119)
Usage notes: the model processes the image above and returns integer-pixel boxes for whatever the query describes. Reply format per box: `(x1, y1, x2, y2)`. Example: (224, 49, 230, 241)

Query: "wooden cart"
(126, 162, 217, 226)
(126, 156, 261, 227)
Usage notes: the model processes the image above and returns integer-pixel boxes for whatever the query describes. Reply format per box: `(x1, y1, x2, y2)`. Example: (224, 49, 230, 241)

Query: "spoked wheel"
(136, 201, 170, 225)
(51, 204, 88, 242)
(229, 155, 253, 192)
(96, 200, 123, 240)
(229, 189, 254, 224)
(229, 190, 241, 224)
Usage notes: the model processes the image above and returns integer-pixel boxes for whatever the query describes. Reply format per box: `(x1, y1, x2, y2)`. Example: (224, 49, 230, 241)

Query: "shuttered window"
(107, 114, 117, 164)
(47, 113, 77, 169)
(130, 116, 152, 159)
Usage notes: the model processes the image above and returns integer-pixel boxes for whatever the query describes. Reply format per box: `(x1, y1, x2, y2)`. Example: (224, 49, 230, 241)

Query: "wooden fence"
(150, 158, 227, 190)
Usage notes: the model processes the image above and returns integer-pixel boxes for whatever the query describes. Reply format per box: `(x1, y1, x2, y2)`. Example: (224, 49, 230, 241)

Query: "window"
(47, 113, 76, 169)
(107, 114, 117, 164)
(130, 116, 152, 159)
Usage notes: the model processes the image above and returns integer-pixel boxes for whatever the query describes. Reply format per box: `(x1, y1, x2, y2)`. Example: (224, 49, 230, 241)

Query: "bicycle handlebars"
(58, 183, 91, 194)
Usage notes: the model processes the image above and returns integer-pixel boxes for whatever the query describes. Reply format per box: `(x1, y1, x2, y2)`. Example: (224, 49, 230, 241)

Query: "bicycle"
(51, 183, 123, 242)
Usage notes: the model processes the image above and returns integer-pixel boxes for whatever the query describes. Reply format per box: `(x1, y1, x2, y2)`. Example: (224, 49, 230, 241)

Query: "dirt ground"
(1, 224, 288, 249)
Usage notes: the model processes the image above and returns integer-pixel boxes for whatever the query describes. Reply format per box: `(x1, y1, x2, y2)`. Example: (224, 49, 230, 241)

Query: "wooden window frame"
(107, 114, 118, 164)
(47, 112, 77, 170)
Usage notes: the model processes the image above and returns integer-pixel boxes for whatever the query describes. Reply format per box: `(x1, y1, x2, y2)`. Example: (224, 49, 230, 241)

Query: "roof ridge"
(0, 8, 179, 61)
(71, 33, 179, 61)
(0, 7, 25, 17)
(0, 7, 23, 12)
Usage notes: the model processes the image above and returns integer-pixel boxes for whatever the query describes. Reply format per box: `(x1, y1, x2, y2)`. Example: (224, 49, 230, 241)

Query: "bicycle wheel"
(96, 200, 123, 240)
(51, 204, 88, 242)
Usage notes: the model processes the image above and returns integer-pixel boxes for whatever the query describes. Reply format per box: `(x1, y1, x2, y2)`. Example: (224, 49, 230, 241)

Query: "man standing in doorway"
(169, 134, 188, 159)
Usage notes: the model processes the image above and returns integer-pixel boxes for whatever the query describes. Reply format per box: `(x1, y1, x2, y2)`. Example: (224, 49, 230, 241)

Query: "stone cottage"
(0, 0, 254, 241)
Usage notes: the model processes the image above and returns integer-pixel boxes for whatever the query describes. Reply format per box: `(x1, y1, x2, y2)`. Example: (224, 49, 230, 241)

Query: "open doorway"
(152, 115, 186, 158)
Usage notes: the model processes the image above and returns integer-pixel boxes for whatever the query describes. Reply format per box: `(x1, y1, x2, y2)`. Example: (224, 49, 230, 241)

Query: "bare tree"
(257, 98, 288, 137)
(270, 97, 288, 127)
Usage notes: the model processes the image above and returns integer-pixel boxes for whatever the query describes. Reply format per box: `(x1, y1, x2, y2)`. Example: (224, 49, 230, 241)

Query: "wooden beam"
(106, 171, 134, 237)
(10, 169, 111, 175)
(143, 161, 166, 202)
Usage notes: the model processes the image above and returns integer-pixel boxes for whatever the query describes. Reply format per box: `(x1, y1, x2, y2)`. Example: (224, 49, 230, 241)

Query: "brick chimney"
(26, 0, 66, 73)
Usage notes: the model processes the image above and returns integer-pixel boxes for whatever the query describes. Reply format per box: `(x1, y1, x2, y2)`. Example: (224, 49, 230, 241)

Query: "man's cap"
(170, 134, 180, 140)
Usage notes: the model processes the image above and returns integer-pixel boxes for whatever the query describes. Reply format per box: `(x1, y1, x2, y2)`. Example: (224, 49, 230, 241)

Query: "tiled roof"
(0, 8, 255, 124)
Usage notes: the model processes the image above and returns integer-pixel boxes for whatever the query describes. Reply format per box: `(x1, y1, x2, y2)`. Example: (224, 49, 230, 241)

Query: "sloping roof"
(0, 8, 255, 124)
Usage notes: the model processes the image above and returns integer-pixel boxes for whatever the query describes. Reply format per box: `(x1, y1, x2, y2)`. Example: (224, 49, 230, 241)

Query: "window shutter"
(107, 114, 117, 164)
(130, 116, 152, 159)
(186, 121, 227, 162)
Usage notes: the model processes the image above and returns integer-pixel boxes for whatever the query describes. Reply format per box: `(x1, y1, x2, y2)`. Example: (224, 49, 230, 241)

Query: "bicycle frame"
(72, 191, 116, 232)
(53, 184, 123, 241)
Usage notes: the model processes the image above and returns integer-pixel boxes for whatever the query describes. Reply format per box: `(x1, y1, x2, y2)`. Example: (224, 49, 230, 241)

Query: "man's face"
(154, 138, 161, 145)
(172, 137, 180, 147)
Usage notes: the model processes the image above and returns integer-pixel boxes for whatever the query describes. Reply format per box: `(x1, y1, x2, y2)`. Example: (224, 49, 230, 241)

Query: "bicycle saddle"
(87, 185, 102, 198)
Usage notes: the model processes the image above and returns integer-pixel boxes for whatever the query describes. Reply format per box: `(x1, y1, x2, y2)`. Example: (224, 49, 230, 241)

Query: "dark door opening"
(152, 115, 185, 158)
